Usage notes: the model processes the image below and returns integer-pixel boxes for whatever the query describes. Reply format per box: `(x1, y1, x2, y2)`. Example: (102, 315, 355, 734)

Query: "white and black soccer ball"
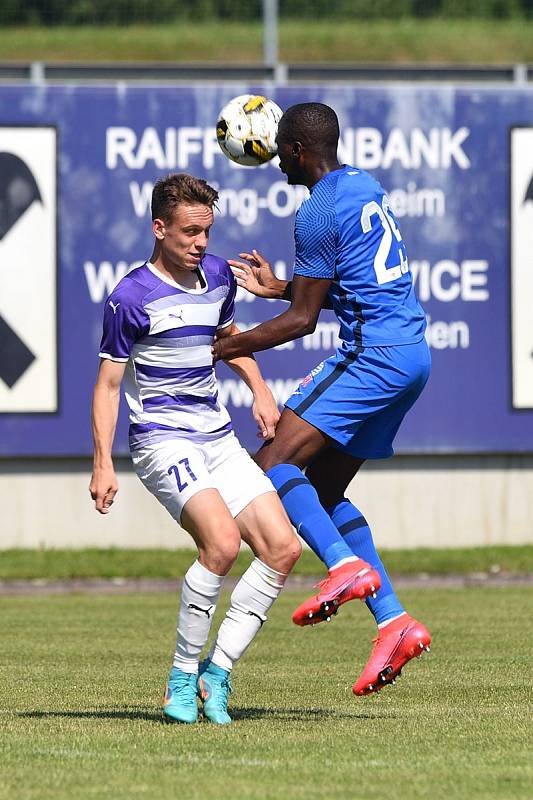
(216, 94, 283, 166)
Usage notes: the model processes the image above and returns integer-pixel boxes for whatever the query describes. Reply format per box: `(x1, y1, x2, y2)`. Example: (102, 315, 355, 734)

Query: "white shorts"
(131, 432, 274, 522)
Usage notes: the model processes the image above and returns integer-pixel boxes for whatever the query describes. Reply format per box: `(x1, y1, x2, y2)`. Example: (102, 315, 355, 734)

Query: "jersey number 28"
(361, 196, 409, 285)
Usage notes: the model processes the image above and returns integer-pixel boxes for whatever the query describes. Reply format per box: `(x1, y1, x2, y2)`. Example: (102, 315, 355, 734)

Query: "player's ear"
(292, 141, 303, 157)
(152, 217, 166, 240)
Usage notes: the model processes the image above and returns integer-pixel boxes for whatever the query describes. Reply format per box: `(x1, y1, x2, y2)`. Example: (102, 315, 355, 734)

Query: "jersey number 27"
(361, 196, 409, 285)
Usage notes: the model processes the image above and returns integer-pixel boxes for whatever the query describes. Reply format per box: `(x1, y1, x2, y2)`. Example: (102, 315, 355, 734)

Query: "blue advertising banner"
(0, 83, 532, 456)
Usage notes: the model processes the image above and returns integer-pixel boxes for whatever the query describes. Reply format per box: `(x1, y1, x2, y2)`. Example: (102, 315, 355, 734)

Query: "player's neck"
(150, 252, 203, 289)
(306, 158, 343, 188)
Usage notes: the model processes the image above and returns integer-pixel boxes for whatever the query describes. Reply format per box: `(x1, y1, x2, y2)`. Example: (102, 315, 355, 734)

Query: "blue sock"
(326, 498, 405, 625)
(267, 464, 355, 569)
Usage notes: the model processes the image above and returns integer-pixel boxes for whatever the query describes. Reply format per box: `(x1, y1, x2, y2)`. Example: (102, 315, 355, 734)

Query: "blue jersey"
(293, 165, 426, 348)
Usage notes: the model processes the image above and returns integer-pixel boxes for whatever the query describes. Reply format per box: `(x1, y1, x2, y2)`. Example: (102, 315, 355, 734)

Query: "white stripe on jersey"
(145, 295, 227, 335)
(131, 342, 212, 368)
(135, 372, 215, 396)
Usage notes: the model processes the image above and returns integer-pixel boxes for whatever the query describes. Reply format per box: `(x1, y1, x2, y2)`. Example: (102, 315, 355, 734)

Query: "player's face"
(154, 203, 213, 271)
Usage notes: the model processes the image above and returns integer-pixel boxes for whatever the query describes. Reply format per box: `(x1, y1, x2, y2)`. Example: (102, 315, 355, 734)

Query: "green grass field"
(2, 19, 533, 63)
(1, 544, 532, 580)
(1, 585, 532, 799)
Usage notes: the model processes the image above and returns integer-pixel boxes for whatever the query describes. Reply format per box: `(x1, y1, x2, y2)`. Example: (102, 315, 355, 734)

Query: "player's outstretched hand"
(89, 467, 118, 514)
(252, 387, 280, 440)
(228, 250, 285, 299)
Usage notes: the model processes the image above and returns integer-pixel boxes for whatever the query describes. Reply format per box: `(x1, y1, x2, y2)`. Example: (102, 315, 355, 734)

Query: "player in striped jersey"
(213, 104, 432, 697)
(90, 174, 301, 724)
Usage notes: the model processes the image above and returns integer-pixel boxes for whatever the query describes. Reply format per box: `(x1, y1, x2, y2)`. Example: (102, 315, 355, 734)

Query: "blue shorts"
(285, 339, 431, 459)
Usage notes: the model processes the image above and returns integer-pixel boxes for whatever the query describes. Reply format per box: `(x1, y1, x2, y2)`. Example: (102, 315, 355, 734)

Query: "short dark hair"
(151, 173, 218, 223)
(278, 103, 339, 153)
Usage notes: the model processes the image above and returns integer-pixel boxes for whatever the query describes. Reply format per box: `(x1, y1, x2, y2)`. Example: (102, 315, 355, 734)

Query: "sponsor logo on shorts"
(298, 361, 325, 391)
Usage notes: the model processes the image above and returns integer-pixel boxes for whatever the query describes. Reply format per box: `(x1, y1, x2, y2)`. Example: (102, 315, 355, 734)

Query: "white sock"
(330, 556, 358, 570)
(173, 560, 224, 673)
(377, 611, 407, 629)
(209, 558, 287, 673)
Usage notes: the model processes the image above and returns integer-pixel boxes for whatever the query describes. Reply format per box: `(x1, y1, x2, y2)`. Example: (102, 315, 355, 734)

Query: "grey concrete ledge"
(1, 572, 531, 596)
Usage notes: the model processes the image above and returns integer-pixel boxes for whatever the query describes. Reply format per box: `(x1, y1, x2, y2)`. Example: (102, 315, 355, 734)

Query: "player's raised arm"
(89, 358, 126, 514)
(229, 249, 333, 308)
(216, 322, 280, 439)
(213, 274, 332, 362)
(228, 249, 290, 300)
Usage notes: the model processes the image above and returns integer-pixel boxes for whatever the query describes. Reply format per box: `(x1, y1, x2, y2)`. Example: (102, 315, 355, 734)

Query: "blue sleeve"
(293, 196, 338, 280)
(99, 291, 150, 360)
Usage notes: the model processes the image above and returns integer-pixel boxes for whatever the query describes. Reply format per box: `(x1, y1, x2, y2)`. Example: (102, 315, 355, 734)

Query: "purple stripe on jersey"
(134, 363, 213, 380)
(149, 324, 217, 340)
(128, 420, 233, 450)
(142, 393, 219, 410)
(129, 421, 179, 435)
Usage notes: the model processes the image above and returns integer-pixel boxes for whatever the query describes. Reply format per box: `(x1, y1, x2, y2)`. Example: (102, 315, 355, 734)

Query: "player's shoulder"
(337, 165, 385, 200)
(201, 253, 234, 285)
(106, 262, 159, 307)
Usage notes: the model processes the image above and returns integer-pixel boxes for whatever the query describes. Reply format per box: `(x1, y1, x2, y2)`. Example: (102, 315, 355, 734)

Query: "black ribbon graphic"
(0, 152, 41, 388)
(0, 314, 35, 388)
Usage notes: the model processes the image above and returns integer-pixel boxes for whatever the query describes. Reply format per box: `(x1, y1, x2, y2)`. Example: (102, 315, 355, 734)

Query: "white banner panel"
(0, 127, 58, 412)
(510, 127, 533, 409)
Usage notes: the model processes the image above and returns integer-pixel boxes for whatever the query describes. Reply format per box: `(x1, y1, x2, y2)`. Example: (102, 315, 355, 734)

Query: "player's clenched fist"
(89, 467, 118, 514)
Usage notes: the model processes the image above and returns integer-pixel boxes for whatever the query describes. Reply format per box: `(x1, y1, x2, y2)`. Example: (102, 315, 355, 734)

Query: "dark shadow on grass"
(20, 708, 162, 723)
(21, 705, 393, 723)
(231, 706, 394, 721)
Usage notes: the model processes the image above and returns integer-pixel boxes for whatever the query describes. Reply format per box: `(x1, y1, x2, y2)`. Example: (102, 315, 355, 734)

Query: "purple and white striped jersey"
(99, 257, 236, 451)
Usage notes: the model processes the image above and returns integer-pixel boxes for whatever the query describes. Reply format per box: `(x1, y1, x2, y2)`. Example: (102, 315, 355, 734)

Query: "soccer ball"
(216, 94, 283, 166)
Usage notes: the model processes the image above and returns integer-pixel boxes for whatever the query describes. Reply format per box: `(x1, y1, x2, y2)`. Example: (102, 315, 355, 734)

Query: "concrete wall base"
(1, 455, 532, 550)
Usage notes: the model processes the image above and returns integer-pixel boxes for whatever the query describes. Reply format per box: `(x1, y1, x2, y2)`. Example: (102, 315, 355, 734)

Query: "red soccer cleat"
(352, 613, 431, 696)
(292, 559, 381, 627)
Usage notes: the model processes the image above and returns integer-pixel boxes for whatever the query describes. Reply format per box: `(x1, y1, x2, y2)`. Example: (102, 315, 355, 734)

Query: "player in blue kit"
(213, 103, 432, 695)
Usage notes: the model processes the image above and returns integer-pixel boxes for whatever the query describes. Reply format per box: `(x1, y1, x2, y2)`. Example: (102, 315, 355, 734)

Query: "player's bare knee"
(284, 534, 303, 571)
(260, 531, 301, 574)
(254, 441, 294, 473)
(198, 530, 240, 575)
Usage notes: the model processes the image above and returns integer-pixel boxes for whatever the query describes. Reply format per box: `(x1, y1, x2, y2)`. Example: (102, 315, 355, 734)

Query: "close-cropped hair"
(151, 173, 219, 222)
(279, 103, 339, 152)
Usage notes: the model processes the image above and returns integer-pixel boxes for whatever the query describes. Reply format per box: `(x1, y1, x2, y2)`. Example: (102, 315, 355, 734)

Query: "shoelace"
(214, 676, 233, 710)
(170, 672, 196, 705)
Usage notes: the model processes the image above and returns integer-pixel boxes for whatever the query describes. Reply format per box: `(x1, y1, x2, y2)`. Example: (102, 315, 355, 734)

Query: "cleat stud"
(425, 646, 431, 652)
(308, 612, 313, 618)
(419, 642, 424, 649)
(326, 616, 331, 622)
(368, 684, 373, 691)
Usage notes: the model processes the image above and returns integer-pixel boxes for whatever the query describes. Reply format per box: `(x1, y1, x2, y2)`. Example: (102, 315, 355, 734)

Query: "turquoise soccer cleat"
(163, 667, 198, 723)
(197, 660, 233, 725)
